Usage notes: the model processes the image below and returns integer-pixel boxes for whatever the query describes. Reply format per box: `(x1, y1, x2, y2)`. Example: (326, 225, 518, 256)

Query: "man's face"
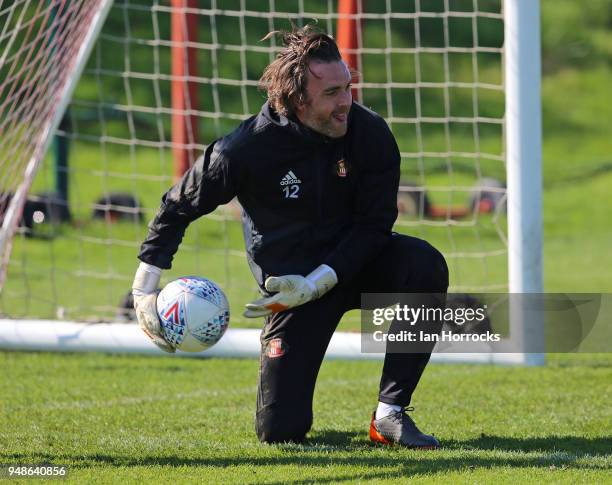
(294, 60, 352, 138)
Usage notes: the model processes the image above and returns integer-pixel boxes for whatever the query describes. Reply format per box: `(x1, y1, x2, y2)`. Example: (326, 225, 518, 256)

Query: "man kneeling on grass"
(132, 25, 448, 448)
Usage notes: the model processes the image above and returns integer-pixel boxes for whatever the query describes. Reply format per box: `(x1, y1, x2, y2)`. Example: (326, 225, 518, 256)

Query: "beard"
(304, 112, 348, 138)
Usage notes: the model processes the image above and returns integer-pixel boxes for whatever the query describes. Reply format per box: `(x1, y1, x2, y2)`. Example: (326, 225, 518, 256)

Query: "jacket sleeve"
(323, 117, 400, 282)
(138, 140, 239, 269)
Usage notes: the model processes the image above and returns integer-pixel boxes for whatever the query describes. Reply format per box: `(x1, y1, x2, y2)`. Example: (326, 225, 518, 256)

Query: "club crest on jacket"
(336, 159, 347, 177)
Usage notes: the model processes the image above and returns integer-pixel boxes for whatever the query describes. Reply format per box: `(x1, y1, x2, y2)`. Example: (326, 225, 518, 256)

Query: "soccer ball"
(156, 276, 230, 352)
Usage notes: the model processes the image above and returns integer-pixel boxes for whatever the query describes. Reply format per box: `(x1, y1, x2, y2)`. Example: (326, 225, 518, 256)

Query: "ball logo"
(163, 301, 180, 325)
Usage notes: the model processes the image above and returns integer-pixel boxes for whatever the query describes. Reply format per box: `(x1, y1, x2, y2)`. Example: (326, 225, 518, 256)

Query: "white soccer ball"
(156, 276, 230, 352)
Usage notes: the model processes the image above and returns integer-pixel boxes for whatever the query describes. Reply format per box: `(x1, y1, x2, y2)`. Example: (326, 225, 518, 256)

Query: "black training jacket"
(138, 101, 400, 286)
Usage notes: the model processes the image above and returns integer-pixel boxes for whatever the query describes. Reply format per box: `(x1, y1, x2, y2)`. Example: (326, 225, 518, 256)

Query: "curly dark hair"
(258, 24, 343, 117)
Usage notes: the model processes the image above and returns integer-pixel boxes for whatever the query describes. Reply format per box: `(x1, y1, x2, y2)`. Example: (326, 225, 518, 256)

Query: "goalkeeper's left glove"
(244, 264, 338, 318)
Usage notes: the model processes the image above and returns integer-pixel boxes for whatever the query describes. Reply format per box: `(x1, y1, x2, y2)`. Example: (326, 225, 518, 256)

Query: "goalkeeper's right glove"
(132, 262, 175, 353)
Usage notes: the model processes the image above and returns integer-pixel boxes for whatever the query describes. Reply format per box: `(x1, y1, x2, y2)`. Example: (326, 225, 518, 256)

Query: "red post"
(171, 0, 198, 180)
(336, 0, 362, 102)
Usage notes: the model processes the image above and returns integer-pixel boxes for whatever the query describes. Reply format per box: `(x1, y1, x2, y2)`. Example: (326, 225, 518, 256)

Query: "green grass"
(0, 351, 610, 483)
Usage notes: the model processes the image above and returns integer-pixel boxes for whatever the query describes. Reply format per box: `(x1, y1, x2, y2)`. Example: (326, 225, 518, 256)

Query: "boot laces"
(389, 406, 415, 424)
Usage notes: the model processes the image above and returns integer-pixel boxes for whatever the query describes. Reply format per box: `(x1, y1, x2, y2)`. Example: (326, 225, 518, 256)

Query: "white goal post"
(504, 0, 544, 365)
(0, 0, 543, 364)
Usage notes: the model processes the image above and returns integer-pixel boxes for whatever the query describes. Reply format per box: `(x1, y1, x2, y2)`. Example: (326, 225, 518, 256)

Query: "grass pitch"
(1, 351, 610, 484)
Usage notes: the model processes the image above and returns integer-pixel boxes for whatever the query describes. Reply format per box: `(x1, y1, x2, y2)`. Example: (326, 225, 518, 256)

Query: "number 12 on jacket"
(283, 185, 300, 198)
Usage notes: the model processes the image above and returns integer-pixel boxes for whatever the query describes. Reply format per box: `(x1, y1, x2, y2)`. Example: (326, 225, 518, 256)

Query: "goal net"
(0, 0, 542, 361)
(0, 0, 112, 288)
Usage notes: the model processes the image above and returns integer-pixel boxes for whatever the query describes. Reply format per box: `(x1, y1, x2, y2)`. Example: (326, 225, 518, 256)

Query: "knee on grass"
(256, 405, 312, 444)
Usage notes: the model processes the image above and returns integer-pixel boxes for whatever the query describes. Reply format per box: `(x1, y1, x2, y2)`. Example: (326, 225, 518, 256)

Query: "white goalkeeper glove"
(244, 264, 338, 318)
(132, 262, 175, 353)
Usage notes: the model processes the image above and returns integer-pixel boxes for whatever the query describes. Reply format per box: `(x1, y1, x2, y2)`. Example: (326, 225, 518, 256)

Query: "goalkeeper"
(132, 25, 448, 448)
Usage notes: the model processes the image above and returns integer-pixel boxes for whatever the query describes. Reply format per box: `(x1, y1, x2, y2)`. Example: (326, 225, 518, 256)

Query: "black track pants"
(255, 233, 449, 443)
